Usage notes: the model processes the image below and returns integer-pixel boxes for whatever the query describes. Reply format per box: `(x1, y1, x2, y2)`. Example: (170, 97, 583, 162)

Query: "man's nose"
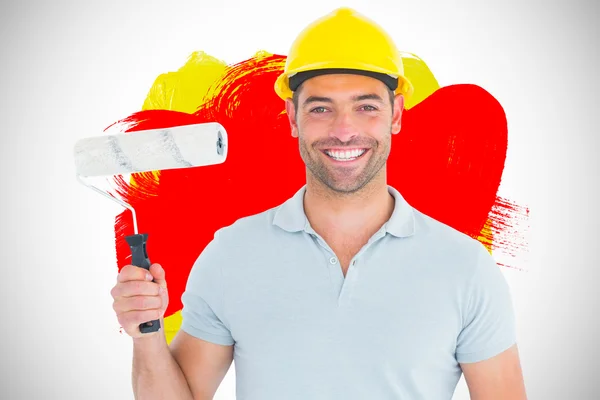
(329, 111, 358, 143)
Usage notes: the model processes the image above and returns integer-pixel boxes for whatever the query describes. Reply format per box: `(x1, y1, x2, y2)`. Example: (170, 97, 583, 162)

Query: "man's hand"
(110, 263, 169, 338)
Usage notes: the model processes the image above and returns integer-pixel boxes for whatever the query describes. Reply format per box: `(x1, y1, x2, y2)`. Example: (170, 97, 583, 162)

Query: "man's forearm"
(132, 324, 194, 400)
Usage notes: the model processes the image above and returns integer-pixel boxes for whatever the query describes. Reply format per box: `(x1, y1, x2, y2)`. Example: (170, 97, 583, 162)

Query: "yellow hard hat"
(274, 7, 414, 101)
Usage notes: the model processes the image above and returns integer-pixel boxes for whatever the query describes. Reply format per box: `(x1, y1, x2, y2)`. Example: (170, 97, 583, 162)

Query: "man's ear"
(285, 98, 299, 138)
(391, 94, 404, 135)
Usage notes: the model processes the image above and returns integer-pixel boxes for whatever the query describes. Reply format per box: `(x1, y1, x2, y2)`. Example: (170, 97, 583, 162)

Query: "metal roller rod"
(76, 173, 139, 235)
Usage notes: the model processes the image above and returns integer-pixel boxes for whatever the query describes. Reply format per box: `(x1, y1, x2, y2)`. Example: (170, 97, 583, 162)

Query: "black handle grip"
(125, 233, 161, 334)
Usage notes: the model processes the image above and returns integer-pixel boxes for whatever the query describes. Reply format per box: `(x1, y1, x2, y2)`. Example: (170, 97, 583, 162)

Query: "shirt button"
(329, 257, 337, 264)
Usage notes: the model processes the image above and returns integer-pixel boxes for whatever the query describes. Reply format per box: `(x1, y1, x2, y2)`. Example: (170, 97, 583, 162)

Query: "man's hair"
(292, 83, 396, 118)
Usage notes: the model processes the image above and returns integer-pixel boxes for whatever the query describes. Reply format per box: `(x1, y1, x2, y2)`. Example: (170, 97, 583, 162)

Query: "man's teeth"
(325, 149, 366, 161)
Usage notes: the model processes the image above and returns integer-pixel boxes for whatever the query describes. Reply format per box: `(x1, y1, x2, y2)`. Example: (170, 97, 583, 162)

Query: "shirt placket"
(305, 224, 388, 307)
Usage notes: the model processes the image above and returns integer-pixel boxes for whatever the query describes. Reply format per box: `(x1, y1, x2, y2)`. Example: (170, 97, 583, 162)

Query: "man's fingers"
(111, 280, 161, 298)
(113, 295, 163, 314)
(117, 265, 154, 283)
(119, 309, 163, 330)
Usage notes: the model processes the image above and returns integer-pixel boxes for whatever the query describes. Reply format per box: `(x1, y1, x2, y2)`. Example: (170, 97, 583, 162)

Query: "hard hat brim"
(288, 68, 399, 93)
(275, 62, 414, 101)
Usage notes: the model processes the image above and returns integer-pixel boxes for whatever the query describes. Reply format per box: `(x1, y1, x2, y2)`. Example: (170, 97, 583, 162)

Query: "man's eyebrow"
(352, 93, 384, 102)
(303, 96, 333, 106)
(302, 93, 385, 106)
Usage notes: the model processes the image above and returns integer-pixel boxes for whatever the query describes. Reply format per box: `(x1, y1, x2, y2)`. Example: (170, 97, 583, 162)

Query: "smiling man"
(112, 7, 528, 400)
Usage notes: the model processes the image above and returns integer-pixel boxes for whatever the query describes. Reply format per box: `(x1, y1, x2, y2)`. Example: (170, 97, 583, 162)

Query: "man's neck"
(303, 176, 395, 238)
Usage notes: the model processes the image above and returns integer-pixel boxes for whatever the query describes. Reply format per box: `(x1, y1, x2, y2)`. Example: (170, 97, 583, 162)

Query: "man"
(111, 7, 527, 400)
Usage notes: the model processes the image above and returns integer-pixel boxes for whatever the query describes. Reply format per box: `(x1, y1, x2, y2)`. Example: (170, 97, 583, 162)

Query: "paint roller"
(73, 122, 228, 334)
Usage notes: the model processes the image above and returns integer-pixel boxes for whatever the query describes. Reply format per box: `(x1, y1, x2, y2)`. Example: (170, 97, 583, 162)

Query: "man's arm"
(170, 329, 234, 399)
(455, 243, 526, 399)
(121, 224, 235, 400)
(460, 343, 527, 400)
(132, 321, 233, 400)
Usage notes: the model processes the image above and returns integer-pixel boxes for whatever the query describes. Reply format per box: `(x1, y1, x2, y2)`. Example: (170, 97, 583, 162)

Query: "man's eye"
(310, 107, 327, 113)
(360, 105, 377, 111)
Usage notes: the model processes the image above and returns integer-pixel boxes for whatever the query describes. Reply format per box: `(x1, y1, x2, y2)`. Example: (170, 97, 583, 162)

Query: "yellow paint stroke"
(478, 218, 494, 255)
(399, 51, 439, 110)
(142, 51, 228, 113)
(135, 49, 487, 344)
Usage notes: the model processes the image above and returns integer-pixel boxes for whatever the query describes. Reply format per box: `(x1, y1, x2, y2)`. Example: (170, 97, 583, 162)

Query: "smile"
(323, 148, 367, 162)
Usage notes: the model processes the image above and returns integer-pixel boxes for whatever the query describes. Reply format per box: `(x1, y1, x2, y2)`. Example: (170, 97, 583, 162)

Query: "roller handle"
(124, 233, 161, 334)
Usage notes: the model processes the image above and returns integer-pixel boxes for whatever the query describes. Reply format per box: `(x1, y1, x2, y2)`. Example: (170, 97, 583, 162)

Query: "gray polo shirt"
(180, 185, 517, 400)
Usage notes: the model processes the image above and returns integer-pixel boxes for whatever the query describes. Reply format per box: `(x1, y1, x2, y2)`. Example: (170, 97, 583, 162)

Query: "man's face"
(285, 73, 404, 194)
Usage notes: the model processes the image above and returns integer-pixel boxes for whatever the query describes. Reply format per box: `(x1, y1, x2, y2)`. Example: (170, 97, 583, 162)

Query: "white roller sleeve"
(73, 122, 227, 177)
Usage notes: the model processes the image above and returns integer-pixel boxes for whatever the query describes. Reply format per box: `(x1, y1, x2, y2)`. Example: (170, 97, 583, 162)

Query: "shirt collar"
(272, 185, 415, 238)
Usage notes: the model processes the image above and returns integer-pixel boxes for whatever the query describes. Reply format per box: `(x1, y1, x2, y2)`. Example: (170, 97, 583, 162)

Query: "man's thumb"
(149, 263, 167, 288)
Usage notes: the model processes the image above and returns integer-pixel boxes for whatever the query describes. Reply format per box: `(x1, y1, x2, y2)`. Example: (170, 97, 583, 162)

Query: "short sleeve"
(456, 244, 517, 363)
(180, 229, 234, 346)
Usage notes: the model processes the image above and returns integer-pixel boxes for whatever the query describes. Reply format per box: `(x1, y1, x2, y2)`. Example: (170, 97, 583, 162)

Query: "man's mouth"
(323, 148, 368, 162)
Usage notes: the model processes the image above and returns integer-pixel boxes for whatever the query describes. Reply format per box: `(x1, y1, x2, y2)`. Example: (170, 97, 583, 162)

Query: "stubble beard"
(298, 128, 392, 195)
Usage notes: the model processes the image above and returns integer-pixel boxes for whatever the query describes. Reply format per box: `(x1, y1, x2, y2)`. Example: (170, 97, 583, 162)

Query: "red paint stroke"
(389, 84, 508, 238)
(487, 197, 530, 270)
(109, 54, 529, 318)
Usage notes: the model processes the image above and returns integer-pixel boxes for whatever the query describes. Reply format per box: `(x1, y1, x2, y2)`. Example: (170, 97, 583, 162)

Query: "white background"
(1, 0, 598, 399)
